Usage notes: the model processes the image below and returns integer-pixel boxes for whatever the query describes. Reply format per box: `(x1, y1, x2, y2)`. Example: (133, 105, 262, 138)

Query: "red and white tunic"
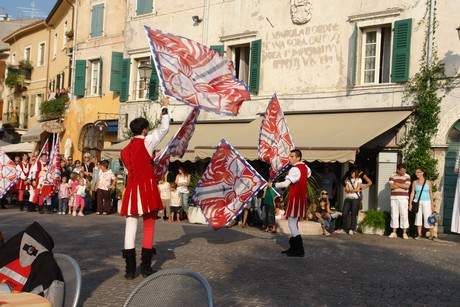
(16, 162, 31, 190)
(120, 112, 169, 216)
(276, 162, 309, 218)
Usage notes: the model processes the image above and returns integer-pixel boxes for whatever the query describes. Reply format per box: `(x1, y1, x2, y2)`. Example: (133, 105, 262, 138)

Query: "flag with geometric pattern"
(0, 148, 20, 199)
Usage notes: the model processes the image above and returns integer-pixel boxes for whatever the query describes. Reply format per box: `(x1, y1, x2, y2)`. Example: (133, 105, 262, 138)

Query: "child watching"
(158, 179, 171, 221)
(262, 186, 278, 233)
(274, 196, 285, 232)
(58, 176, 69, 214)
(73, 178, 86, 216)
(68, 172, 79, 215)
(169, 183, 181, 222)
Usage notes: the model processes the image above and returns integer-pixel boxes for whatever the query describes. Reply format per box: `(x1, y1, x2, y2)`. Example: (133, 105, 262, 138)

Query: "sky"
(0, 0, 55, 20)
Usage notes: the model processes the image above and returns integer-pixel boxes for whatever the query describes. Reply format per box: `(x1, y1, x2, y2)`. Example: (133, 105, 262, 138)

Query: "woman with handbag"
(340, 168, 362, 235)
(409, 168, 434, 240)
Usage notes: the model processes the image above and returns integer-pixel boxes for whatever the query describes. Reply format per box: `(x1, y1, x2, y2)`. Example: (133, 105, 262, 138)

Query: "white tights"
(288, 217, 299, 237)
(124, 215, 139, 249)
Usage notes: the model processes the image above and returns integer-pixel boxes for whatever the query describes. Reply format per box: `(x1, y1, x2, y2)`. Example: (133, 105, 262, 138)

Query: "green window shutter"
(391, 18, 412, 83)
(90, 3, 104, 38)
(351, 23, 358, 86)
(99, 58, 103, 95)
(148, 57, 159, 101)
(249, 39, 262, 94)
(30, 95, 36, 117)
(74, 60, 86, 97)
(210, 45, 224, 56)
(136, 0, 152, 15)
(110, 52, 123, 92)
(120, 58, 131, 102)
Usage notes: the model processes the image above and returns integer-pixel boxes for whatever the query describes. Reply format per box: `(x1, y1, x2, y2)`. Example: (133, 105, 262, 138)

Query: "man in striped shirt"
(388, 163, 411, 239)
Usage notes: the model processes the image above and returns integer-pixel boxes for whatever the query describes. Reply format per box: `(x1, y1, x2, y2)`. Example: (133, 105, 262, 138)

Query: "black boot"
(287, 235, 305, 257)
(122, 249, 136, 280)
(281, 237, 294, 254)
(19, 201, 24, 211)
(140, 247, 157, 277)
(38, 205, 44, 214)
(28, 203, 36, 212)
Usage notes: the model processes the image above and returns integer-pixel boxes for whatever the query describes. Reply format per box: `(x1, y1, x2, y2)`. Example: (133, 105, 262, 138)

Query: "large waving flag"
(169, 107, 200, 158)
(46, 136, 61, 192)
(191, 138, 266, 230)
(0, 148, 20, 199)
(153, 146, 171, 182)
(144, 26, 251, 115)
(258, 94, 295, 180)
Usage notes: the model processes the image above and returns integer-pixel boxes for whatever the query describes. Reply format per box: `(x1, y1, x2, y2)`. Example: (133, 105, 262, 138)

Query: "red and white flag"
(191, 139, 266, 230)
(144, 27, 250, 115)
(258, 94, 295, 180)
(0, 148, 20, 198)
(168, 108, 200, 158)
(153, 146, 171, 183)
(46, 136, 61, 191)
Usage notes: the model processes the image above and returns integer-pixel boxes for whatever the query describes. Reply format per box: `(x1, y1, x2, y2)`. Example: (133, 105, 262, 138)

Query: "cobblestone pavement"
(1, 208, 460, 306)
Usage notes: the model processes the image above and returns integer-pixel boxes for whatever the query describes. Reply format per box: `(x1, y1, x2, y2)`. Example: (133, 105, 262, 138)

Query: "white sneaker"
(338, 229, 347, 234)
(403, 233, 409, 240)
(348, 230, 354, 235)
(388, 232, 397, 238)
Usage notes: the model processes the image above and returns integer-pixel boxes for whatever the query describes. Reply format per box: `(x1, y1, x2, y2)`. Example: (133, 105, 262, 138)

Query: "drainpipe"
(65, 0, 75, 91)
(70, 0, 78, 98)
(202, 0, 210, 45)
(427, 0, 434, 67)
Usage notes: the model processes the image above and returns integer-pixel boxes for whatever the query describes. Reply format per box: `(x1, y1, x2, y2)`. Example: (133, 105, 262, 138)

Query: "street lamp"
(138, 61, 153, 98)
(457, 26, 460, 41)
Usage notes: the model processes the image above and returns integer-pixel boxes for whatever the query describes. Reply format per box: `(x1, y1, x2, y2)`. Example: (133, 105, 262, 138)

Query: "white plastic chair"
(54, 253, 82, 307)
(123, 268, 214, 307)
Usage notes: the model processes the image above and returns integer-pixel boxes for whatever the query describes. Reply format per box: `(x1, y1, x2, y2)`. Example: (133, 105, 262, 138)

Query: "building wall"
(62, 0, 126, 160)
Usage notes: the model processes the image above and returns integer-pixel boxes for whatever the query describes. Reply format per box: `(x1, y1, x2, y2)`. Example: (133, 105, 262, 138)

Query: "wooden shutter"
(74, 60, 86, 97)
(98, 58, 103, 95)
(351, 23, 358, 86)
(249, 39, 262, 94)
(210, 45, 224, 56)
(148, 56, 159, 101)
(136, 0, 152, 15)
(90, 3, 104, 38)
(120, 59, 131, 102)
(110, 52, 123, 92)
(391, 18, 412, 83)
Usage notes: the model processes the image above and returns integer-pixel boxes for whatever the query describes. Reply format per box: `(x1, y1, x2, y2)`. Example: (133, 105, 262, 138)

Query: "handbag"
(348, 177, 363, 210)
(411, 179, 426, 214)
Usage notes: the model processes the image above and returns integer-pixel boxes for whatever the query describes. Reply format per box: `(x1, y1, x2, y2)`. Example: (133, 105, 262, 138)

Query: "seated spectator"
(315, 198, 342, 235)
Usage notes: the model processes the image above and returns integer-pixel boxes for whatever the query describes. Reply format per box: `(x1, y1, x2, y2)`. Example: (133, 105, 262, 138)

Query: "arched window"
(78, 124, 104, 152)
(447, 121, 460, 143)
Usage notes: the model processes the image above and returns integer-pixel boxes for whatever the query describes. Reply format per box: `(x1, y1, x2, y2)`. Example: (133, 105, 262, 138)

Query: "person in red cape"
(120, 97, 170, 280)
(269, 149, 311, 257)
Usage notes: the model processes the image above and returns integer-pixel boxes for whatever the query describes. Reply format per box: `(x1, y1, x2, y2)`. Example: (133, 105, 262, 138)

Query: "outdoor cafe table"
(0, 292, 52, 306)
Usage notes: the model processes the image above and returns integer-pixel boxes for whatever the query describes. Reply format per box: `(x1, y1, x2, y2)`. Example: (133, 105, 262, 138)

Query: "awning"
(195, 109, 413, 162)
(102, 109, 413, 163)
(1, 142, 35, 153)
(21, 120, 56, 142)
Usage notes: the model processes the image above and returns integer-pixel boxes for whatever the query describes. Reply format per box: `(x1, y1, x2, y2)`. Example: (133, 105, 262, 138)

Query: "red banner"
(258, 94, 295, 180)
(191, 139, 266, 230)
(145, 27, 250, 115)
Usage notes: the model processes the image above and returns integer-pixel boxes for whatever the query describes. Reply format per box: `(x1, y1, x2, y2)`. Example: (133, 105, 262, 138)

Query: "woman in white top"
(341, 166, 362, 235)
(175, 167, 191, 218)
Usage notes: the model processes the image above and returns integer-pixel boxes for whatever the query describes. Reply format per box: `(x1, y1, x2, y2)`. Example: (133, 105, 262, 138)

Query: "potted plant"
(358, 209, 387, 235)
(65, 29, 74, 39)
(39, 95, 68, 119)
(18, 59, 33, 80)
(5, 70, 25, 92)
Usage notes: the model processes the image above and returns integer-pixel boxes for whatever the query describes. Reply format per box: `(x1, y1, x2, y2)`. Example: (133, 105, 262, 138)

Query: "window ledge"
(220, 31, 258, 42)
(353, 83, 405, 90)
(131, 12, 156, 20)
(348, 8, 402, 22)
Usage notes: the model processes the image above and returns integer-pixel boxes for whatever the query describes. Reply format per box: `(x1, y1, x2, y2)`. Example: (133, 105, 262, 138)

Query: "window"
(136, 0, 153, 15)
(229, 39, 261, 93)
(90, 59, 101, 95)
(353, 18, 412, 85)
(135, 58, 149, 100)
(30, 93, 43, 117)
(24, 47, 31, 61)
(78, 124, 104, 151)
(360, 27, 391, 84)
(63, 20, 68, 48)
(53, 33, 58, 59)
(38, 42, 45, 66)
(90, 3, 104, 38)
